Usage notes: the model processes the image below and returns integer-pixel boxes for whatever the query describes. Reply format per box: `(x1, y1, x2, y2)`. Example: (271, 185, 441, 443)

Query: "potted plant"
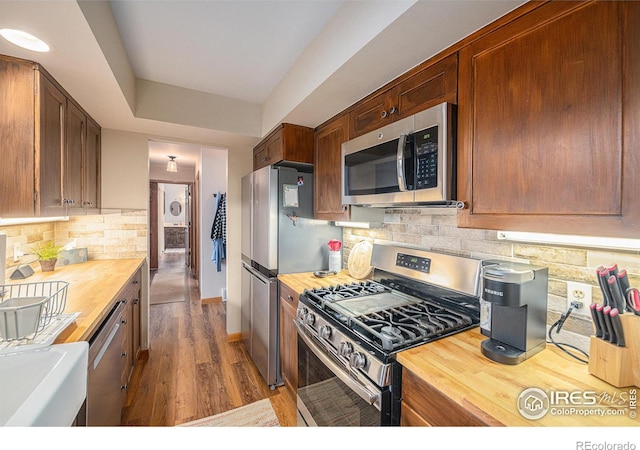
(31, 241, 63, 272)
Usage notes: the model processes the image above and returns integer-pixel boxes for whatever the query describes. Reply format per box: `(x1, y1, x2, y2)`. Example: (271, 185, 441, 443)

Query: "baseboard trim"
(227, 332, 242, 342)
(202, 296, 222, 304)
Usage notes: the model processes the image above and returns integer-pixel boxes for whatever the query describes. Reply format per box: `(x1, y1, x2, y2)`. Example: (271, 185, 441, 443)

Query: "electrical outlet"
(566, 281, 592, 317)
(13, 243, 23, 262)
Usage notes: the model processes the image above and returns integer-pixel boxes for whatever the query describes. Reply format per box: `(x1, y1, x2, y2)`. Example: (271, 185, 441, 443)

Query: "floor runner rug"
(177, 399, 280, 427)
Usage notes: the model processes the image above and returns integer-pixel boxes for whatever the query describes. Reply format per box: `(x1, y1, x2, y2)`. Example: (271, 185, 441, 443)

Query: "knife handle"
(608, 275, 626, 312)
(609, 275, 627, 312)
(589, 303, 603, 338)
(596, 304, 609, 341)
(598, 268, 613, 307)
(607, 263, 619, 278)
(618, 269, 630, 293)
(603, 306, 617, 344)
(609, 308, 625, 347)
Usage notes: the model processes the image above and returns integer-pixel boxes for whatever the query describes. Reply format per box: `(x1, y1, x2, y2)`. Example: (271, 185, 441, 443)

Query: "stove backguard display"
(395, 253, 431, 273)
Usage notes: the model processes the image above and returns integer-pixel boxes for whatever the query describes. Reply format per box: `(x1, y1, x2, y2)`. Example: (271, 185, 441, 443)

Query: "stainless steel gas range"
(295, 243, 483, 426)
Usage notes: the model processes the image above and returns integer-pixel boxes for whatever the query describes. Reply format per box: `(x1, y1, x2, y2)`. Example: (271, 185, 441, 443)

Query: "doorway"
(149, 181, 197, 304)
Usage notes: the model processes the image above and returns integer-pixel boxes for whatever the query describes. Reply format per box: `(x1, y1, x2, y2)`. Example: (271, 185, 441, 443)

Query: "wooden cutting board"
(347, 240, 373, 279)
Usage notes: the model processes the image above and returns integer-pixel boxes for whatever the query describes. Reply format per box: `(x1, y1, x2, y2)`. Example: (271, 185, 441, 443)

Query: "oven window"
(344, 140, 400, 196)
(297, 334, 380, 426)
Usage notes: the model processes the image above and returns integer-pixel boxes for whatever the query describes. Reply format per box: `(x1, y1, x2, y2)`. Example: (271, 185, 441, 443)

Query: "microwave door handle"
(397, 133, 408, 192)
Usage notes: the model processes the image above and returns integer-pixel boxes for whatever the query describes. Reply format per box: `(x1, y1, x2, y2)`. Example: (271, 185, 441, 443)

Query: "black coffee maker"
(480, 261, 548, 365)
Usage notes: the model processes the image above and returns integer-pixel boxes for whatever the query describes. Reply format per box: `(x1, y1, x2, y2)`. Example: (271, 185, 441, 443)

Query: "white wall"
(199, 147, 228, 300)
(101, 129, 150, 209)
(101, 128, 253, 335)
(225, 146, 254, 335)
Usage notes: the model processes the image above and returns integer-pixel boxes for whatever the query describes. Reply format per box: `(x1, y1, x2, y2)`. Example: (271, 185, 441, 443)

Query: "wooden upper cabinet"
(65, 100, 85, 210)
(314, 114, 349, 221)
(457, 1, 640, 238)
(85, 117, 101, 210)
(0, 54, 101, 218)
(253, 123, 314, 171)
(349, 53, 458, 138)
(37, 72, 66, 216)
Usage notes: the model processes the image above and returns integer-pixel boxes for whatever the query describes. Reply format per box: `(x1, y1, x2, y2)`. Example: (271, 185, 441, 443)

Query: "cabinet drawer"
(279, 282, 299, 309)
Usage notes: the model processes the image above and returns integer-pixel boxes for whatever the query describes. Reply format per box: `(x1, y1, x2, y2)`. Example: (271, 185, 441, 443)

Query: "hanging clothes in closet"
(211, 191, 226, 272)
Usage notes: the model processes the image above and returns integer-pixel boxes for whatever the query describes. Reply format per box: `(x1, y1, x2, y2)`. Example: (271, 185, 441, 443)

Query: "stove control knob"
(319, 325, 332, 340)
(296, 308, 307, 321)
(303, 313, 315, 326)
(338, 342, 353, 357)
(349, 352, 367, 370)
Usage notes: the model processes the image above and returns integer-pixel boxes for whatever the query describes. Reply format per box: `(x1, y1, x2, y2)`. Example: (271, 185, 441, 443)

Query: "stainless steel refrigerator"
(241, 164, 341, 388)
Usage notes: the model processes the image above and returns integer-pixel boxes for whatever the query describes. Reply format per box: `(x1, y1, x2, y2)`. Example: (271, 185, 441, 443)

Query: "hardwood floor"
(122, 250, 297, 426)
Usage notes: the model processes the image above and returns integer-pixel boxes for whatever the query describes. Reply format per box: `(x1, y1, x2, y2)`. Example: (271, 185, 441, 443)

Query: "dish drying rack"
(0, 281, 69, 341)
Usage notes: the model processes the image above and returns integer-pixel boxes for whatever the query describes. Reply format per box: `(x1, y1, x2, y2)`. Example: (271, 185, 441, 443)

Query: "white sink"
(0, 341, 88, 426)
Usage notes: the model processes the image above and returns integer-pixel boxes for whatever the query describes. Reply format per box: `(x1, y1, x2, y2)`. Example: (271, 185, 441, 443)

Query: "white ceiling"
(0, 1, 526, 168)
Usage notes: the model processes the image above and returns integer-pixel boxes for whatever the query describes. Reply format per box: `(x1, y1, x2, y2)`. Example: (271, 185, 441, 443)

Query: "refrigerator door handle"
(243, 262, 270, 284)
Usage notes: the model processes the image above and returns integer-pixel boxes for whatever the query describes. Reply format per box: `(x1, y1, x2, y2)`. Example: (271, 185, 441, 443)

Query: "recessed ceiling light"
(0, 28, 50, 52)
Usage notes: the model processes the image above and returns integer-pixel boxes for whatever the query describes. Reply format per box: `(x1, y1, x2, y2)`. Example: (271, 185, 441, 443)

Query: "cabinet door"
(396, 53, 458, 119)
(65, 101, 85, 210)
(84, 118, 101, 210)
(279, 282, 299, 399)
(314, 115, 349, 221)
(457, 1, 640, 238)
(37, 73, 65, 215)
(348, 90, 394, 138)
(402, 368, 488, 426)
(348, 54, 458, 138)
(0, 57, 36, 216)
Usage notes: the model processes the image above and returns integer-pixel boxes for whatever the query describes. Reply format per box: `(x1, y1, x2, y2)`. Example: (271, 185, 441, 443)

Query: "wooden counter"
(397, 328, 640, 427)
(278, 269, 366, 294)
(5, 258, 145, 344)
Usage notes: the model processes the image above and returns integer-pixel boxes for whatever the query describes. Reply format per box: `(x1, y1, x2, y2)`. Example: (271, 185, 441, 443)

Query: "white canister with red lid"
(328, 239, 342, 272)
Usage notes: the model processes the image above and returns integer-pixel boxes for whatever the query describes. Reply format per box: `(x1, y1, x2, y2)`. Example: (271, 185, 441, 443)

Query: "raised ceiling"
(0, 0, 526, 166)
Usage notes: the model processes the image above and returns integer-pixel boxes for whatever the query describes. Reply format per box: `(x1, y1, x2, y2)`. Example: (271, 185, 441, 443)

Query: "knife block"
(588, 314, 640, 388)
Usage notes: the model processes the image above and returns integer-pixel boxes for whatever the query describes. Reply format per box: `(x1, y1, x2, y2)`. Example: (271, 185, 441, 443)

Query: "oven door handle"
(295, 322, 382, 410)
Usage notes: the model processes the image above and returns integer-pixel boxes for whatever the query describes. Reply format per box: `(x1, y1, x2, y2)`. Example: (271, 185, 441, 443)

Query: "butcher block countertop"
(397, 329, 640, 427)
(278, 269, 366, 294)
(5, 258, 145, 344)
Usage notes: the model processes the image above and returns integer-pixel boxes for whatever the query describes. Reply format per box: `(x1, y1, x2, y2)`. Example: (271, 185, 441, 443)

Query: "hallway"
(121, 250, 296, 426)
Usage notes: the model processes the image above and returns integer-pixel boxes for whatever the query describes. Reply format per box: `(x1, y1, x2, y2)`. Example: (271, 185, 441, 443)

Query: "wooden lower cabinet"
(119, 268, 142, 406)
(401, 368, 488, 426)
(279, 281, 299, 399)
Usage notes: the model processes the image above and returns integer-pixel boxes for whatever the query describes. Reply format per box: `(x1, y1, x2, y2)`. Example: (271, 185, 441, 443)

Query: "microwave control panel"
(414, 125, 438, 189)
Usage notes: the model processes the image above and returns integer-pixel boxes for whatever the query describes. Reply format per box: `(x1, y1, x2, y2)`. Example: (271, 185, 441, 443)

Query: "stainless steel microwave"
(341, 102, 456, 207)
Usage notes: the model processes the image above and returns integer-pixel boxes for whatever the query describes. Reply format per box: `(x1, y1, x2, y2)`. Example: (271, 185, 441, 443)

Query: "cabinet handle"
(132, 280, 139, 285)
(121, 319, 128, 325)
(133, 298, 139, 305)
(121, 351, 127, 358)
(380, 110, 388, 118)
(121, 385, 128, 392)
(83, 201, 93, 207)
(287, 295, 294, 302)
(389, 107, 397, 115)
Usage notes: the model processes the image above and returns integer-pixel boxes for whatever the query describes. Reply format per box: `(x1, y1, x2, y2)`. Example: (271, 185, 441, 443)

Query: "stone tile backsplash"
(342, 207, 640, 352)
(1, 210, 147, 277)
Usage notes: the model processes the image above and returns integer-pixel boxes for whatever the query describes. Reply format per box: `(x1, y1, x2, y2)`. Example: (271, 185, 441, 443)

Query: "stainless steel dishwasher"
(85, 300, 125, 426)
